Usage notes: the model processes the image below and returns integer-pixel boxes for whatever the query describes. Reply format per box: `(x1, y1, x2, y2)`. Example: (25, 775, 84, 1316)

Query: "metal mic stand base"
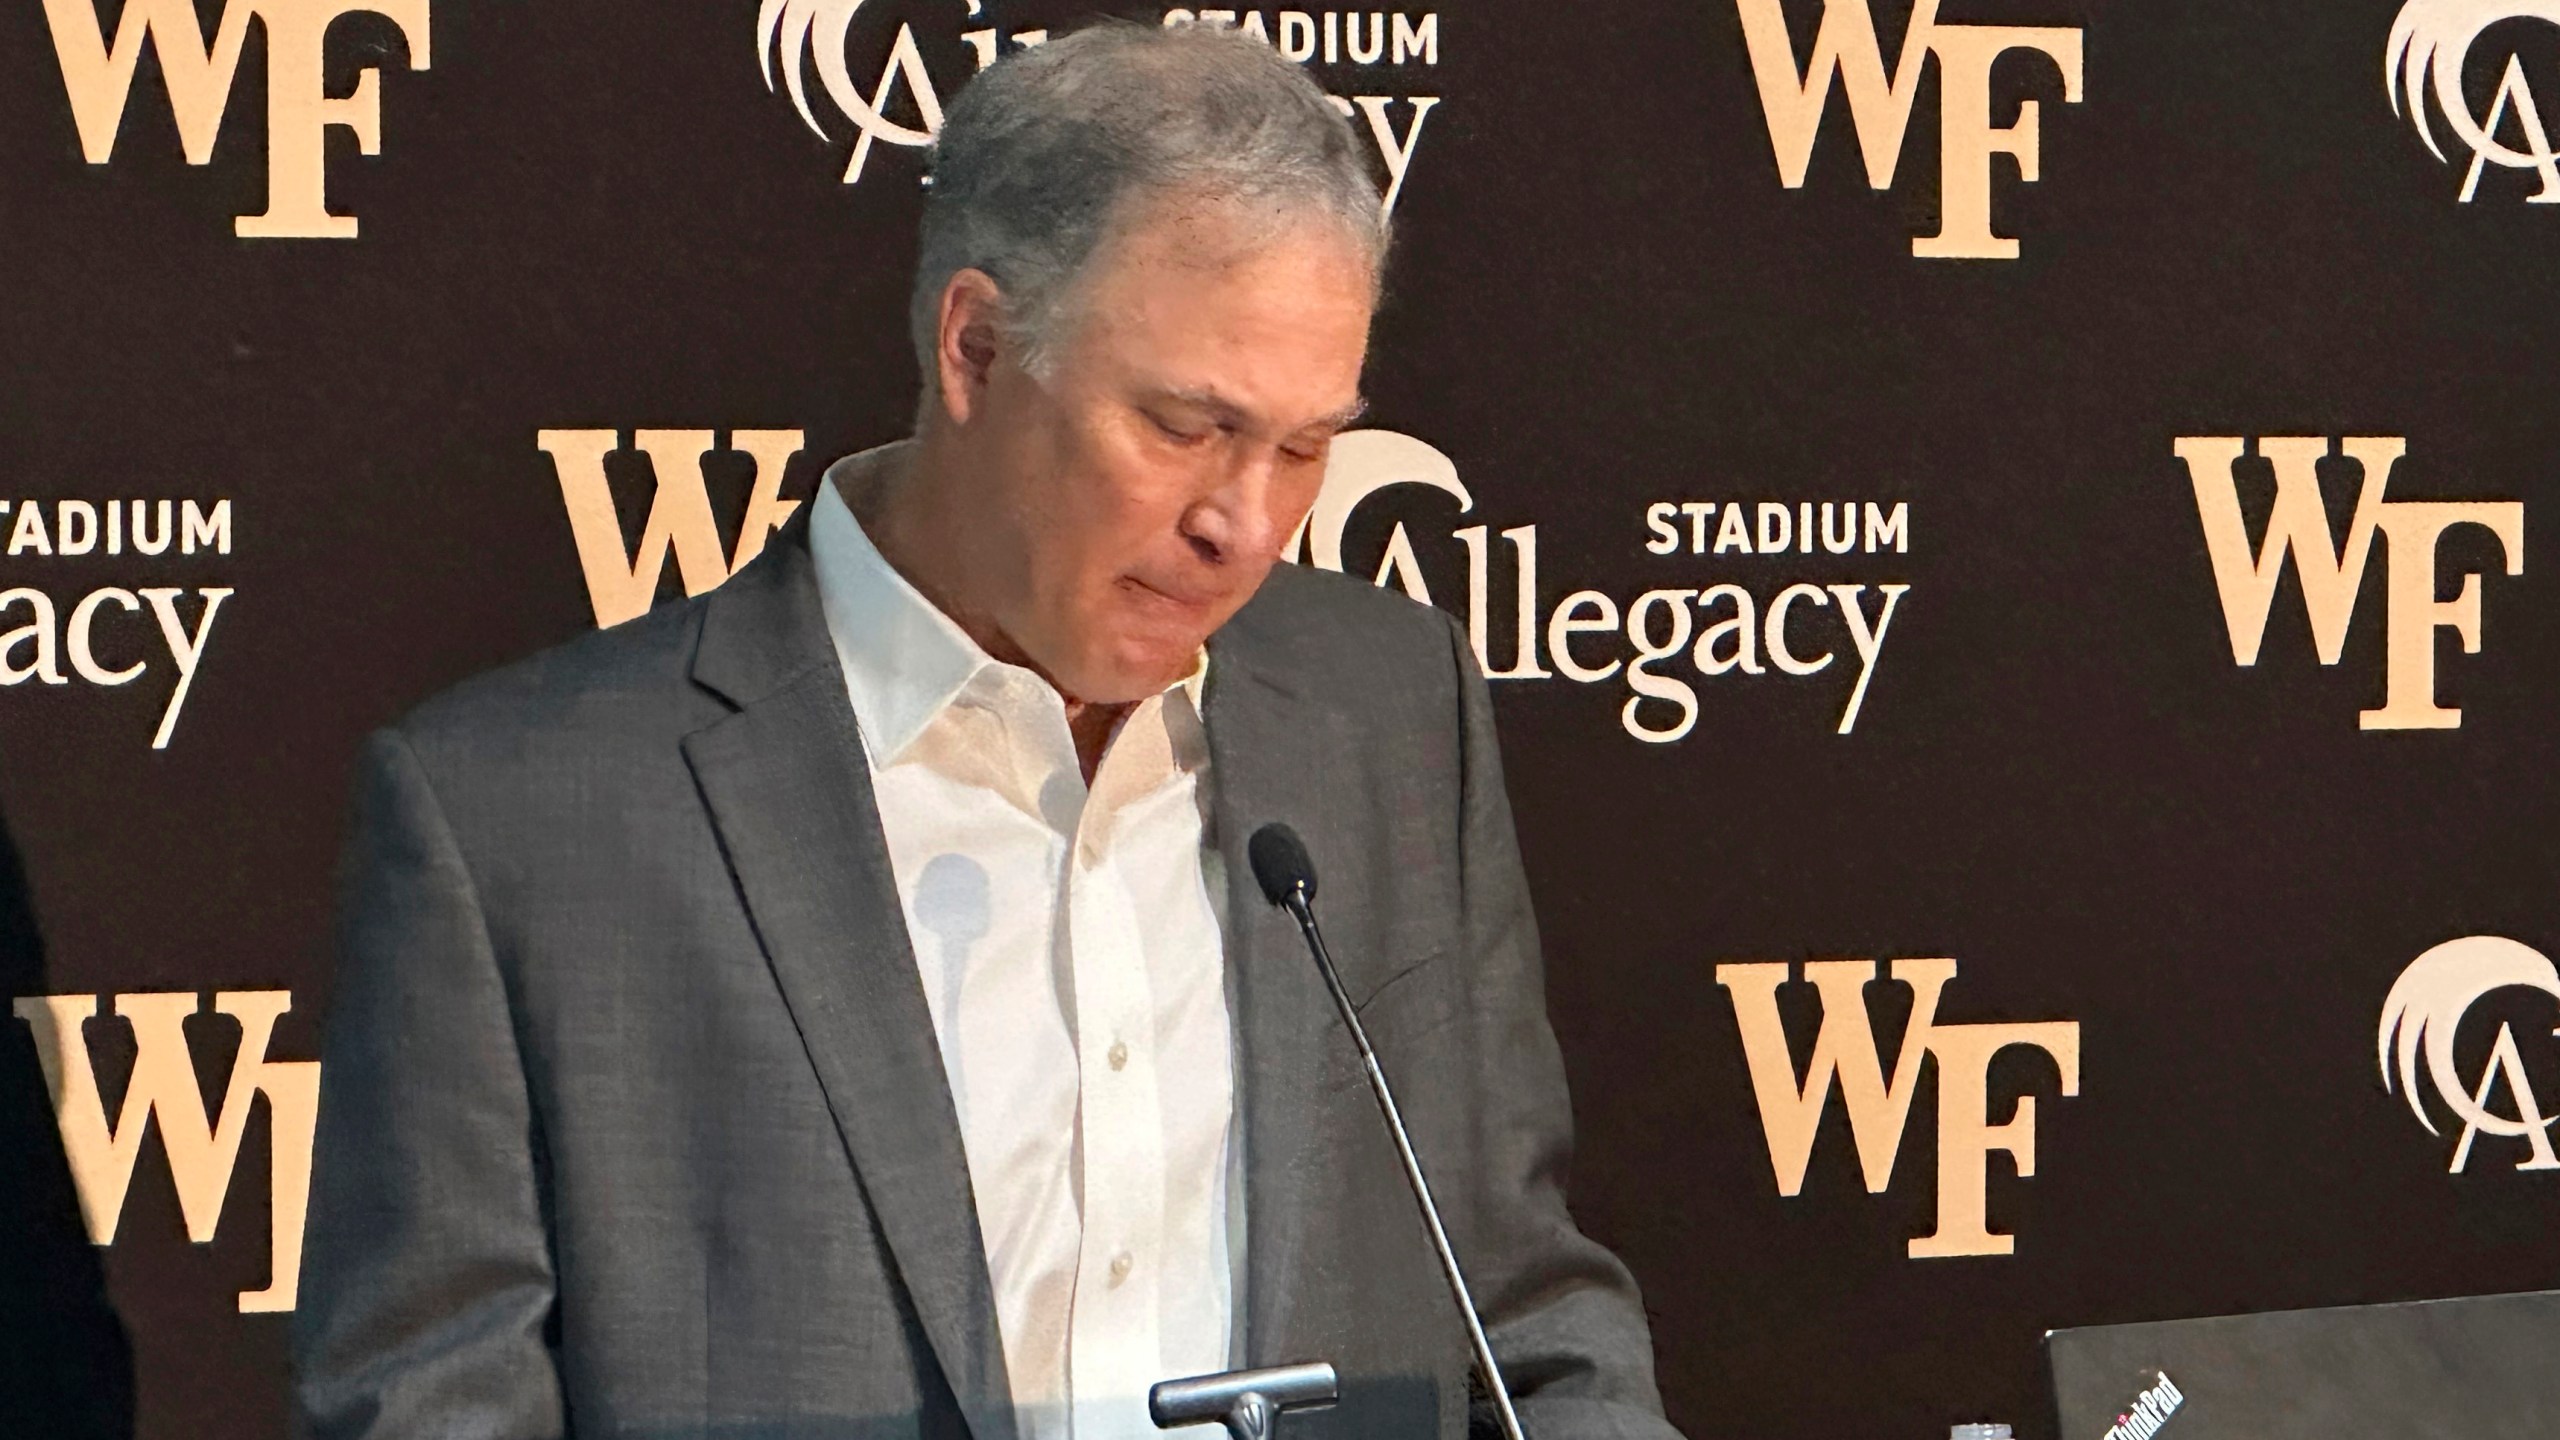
(1150, 1361, 1339, 1440)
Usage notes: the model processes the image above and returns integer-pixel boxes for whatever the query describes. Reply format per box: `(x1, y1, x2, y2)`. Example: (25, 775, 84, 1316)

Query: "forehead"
(1060, 196, 1377, 399)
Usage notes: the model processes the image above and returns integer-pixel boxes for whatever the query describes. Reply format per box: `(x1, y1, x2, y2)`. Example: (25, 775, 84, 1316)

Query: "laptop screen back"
(2045, 1289, 2560, 1440)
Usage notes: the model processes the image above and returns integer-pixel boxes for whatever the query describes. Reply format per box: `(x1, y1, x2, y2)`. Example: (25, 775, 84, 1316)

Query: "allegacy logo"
(2380, 935, 2560, 1172)
(41, 0, 432, 237)
(1296, 430, 1913, 742)
(2176, 437, 2523, 730)
(758, 3, 1439, 214)
(1736, 0, 2085, 259)
(2389, 1, 2560, 202)
(0, 496, 233, 749)
(1720, 958, 2080, 1258)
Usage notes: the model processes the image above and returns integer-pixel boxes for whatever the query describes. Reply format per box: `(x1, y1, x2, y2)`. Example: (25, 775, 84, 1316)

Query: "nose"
(1181, 446, 1288, 568)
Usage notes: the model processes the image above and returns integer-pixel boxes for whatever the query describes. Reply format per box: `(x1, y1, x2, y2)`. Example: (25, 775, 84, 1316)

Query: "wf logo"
(2379, 935, 2560, 1173)
(2176, 437, 2525, 730)
(538, 429, 809, 628)
(41, 0, 431, 238)
(1718, 958, 2081, 1258)
(12, 992, 320, 1312)
(1735, 0, 2085, 259)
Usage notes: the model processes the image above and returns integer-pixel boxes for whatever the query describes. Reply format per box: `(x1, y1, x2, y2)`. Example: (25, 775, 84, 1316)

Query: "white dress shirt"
(807, 457, 1242, 1440)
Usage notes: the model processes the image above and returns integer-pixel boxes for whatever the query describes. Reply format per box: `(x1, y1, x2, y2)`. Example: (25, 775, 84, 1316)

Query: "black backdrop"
(8, 1, 2560, 1437)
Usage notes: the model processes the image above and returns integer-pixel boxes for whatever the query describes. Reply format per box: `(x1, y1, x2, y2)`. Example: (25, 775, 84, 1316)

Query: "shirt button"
(1109, 1251, 1134, 1286)
(1107, 1040, 1130, 1071)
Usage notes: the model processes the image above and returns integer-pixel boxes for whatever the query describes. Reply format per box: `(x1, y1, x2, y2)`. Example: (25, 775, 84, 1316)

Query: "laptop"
(2045, 1289, 2560, 1439)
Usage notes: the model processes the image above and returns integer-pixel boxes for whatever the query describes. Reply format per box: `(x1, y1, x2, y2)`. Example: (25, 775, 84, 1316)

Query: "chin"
(1047, 599, 1214, 704)
(1032, 654, 1146, 708)
(1083, 645, 1199, 705)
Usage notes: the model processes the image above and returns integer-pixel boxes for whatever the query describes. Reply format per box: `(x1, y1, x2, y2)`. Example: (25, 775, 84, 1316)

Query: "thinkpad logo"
(2101, 1371, 2185, 1440)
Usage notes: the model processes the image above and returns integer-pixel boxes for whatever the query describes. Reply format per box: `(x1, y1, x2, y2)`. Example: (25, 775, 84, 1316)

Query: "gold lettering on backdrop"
(2378, 935, 2560, 1173)
(2176, 436, 2525, 730)
(1718, 959, 2081, 1258)
(2387, 2, 2560, 204)
(1734, 0, 2084, 259)
(762, 7, 1439, 217)
(1293, 432, 1916, 738)
(540, 429, 808, 628)
(12, 992, 320, 1312)
(41, 0, 430, 238)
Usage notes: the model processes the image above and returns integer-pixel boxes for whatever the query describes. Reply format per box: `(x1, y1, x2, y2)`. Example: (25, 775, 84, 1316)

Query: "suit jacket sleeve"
(292, 729, 566, 1439)
(1439, 613, 1685, 1440)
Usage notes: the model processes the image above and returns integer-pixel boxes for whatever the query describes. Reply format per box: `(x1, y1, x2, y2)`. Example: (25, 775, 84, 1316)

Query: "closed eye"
(1281, 431, 1339, 466)
(1148, 412, 1211, 446)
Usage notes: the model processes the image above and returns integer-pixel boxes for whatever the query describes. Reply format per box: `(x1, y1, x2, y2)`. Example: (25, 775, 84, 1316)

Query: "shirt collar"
(807, 448, 1210, 765)
(1174, 646, 1209, 714)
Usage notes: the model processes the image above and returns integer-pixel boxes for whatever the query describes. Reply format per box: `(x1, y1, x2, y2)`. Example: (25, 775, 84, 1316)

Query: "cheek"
(1271, 468, 1329, 543)
(1033, 454, 1185, 602)
(1001, 415, 1117, 545)
(1081, 428, 1199, 532)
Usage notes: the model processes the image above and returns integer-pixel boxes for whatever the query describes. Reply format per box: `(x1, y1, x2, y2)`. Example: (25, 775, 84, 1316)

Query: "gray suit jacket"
(293, 510, 1679, 1440)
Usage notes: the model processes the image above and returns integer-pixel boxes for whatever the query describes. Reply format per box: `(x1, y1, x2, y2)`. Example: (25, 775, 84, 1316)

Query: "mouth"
(1118, 573, 1220, 617)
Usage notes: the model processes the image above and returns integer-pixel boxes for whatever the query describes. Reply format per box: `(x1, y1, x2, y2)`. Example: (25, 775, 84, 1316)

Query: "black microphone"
(1246, 823, 1529, 1440)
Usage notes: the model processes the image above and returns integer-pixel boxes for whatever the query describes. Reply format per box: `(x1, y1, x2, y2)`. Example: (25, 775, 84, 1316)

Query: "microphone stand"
(1257, 828, 1531, 1440)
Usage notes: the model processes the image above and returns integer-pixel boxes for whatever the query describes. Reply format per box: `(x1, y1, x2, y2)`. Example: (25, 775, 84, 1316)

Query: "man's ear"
(934, 269, 1007, 427)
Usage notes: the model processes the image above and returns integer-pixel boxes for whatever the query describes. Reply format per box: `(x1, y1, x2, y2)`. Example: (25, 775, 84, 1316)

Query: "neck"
(838, 434, 1132, 783)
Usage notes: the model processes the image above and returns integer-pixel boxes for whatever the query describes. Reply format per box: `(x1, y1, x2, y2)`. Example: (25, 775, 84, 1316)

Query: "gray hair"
(911, 22, 1388, 391)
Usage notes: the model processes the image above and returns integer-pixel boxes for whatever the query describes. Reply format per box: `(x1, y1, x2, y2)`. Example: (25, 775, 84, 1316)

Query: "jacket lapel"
(1202, 626, 1354, 1366)
(680, 521, 1017, 1440)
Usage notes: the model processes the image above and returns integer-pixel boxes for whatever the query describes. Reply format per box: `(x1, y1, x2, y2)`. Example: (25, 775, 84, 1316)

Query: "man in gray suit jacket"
(294, 24, 1680, 1440)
